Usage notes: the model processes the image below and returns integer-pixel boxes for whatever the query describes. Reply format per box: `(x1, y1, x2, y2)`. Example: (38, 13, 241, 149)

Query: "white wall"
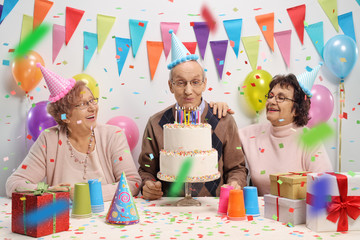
(0, 0, 359, 197)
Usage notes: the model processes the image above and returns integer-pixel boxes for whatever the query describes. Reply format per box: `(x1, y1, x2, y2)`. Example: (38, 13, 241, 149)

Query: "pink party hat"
(296, 62, 323, 98)
(36, 63, 76, 102)
(106, 172, 139, 225)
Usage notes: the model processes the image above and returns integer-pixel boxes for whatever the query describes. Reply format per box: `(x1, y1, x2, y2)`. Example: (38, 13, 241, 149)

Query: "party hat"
(105, 172, 139, 225)
(36, 63, 76, 102)
(296, 62, 323, 97)
(167, 29, 199, 70)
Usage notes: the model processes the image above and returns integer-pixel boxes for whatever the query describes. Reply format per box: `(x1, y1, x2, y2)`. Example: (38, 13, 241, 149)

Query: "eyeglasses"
(265, 93, 294, 103)
(74, 98, 99, 110)
(172, 79, 204, 88)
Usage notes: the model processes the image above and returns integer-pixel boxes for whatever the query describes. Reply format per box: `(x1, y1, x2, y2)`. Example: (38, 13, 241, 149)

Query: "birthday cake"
(157, 123, 220, 182)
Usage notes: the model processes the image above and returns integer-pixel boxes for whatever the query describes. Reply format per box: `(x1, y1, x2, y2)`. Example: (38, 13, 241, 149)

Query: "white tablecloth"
(0, 196, 359, 239)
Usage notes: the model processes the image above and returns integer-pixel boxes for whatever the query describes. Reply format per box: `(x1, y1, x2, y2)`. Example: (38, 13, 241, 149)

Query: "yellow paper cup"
(71, 183, 92, 218)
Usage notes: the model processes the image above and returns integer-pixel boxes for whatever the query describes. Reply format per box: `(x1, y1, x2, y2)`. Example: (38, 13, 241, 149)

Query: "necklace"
(66, 130, 95, 180)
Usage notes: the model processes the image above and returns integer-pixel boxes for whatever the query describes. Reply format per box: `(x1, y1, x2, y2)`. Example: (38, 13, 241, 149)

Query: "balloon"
(323, 35, 358, 79)
(307, 84, 334, 128)
(27, 101, 57, 141)
(73, 73, 99, 99)
(243, 70, 272, 112)
(12, 51, 45, 92)
(106, 116, 139, 151)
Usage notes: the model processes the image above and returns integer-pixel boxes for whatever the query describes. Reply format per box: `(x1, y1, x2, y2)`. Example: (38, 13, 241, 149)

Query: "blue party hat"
(296, 62, 323, 97)
(167, 29, 199, 70)
(105, 172, 139, 225)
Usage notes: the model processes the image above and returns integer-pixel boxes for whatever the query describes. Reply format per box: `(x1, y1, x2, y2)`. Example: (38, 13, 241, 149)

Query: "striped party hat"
(36, 63, 76, 102)
(167, 29, 199, 70)
(296, 62, 323, 97)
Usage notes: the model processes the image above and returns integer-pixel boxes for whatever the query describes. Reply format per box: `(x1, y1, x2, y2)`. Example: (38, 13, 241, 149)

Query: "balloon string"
(256, 111, 259, 124)
(338, 80, 345, 172)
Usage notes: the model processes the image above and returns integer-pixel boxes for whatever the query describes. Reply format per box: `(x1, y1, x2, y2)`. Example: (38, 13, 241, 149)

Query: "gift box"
(12, 190, 70, 238)
(270, 172, 309, 199)
(306, 172, 360, 232)
(264, 194, 306, 225)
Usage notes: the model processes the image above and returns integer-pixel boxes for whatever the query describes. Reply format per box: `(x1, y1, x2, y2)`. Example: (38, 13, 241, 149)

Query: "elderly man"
(138, 30, 247, 200)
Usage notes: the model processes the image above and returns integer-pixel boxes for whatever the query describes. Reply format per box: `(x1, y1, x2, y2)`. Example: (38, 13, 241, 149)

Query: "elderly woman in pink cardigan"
(6, 65, 141, 201)
(239, 73, 333, 196)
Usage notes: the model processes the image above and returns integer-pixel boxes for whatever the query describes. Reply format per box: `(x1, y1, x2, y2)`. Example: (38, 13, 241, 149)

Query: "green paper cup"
(71, 183, 92, 218)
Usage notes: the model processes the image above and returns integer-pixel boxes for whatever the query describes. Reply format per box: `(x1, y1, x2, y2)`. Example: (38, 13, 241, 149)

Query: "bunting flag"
(223, 19, 242, 58)
(20, 15, 33, 43)
(97, 14, 116, 53)
(0, 5, 3, 24)
(318, 0, 339, 32)
(192, 22, 210, 60)
(305, 22, 324, 57)
(210, 40, 228, 80)
(357, 0, 360, 6)
(83, 32, 98, 70)
(115, 37, 131, 77)
(274, 30, 292, 68)
(65, 7, 85, 45)
(0, 0, 19, 23)
(338, 12, 356, 42)
(146, 41, 163, 80)
(33, 0, 53, 29)
(160, 22, 179, 59)
(287, 4, 306, 45)
(241, 36, 260, 71)
(183, 42, 197, 54)
(255, 13, 274, 52)
(129, 19, 148, 58)
(52, 24, 65, 63)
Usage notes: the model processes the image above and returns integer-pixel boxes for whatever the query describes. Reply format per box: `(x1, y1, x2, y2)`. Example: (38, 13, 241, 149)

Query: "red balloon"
(106, 116, 139, 151)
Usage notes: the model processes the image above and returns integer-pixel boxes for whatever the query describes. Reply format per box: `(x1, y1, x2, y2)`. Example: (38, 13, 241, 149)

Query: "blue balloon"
(323, 35, 358, 79)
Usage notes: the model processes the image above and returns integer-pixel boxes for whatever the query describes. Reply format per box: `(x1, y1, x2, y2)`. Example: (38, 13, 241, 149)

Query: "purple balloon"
(307, 85, 334, 128)
(27, 101, 57, 141)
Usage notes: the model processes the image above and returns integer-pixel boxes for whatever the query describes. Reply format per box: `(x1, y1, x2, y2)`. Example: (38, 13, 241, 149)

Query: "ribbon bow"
(16, 182, 70, 195)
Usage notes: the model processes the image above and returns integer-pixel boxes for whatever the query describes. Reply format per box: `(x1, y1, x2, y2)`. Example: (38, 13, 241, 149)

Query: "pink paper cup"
(218, 185, 234, 215)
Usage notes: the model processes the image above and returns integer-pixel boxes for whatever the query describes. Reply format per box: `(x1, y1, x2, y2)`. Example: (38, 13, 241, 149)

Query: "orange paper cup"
(227, 189, 246, 221)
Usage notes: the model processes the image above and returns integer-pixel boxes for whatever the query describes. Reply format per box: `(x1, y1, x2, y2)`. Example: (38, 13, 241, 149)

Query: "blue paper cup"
(243, 186, 260, 216)
(88, 179, 104, 213)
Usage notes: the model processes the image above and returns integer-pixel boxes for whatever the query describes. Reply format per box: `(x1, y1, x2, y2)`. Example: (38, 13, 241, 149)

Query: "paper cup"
(88, 179, 104, 213)
(218, 185, 234, 215)
(71, 183, 92, 218)
(243, 186, 260, 216)
(227, 189, 246, 221)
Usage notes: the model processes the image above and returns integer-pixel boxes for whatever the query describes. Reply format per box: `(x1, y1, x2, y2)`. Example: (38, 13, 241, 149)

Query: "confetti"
(149, 153, 154, 160)
(340, 58, 347, 62)
(169, 157, 193, 197)
(3, 157, 9, 162)
(200, 4, 217, 32)
(300, 123, 334, 148)
(61, 114, 67, 120)
(279, 143, 284, 148)
(289, 208, 294, 213)
(277, 180, 283, 184)
(260, 170, 266, 175)
(26, 135, 32, 140)
(2, 60, 10, 66)
(236, 147, 242, 150)
(348, 171, 356, 177)
(272, 215, 278, 221)
(147, 137, 152, 140)
(21, 164, 28, 170)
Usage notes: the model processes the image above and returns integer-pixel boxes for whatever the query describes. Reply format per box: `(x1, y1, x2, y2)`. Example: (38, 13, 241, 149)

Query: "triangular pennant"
(20, 15, 33, 43)
(65, 7, 85, 45)
(274, 30, 292, 68)
(160, 22, 179, 59)
(357, 0, 360, 6)
(129, 19, 148, 58)
(241, 36, 260, 71)
(287, 4, 306, 45)
(0, 5, 3, 24)
(318, 0, 339, 32)
(33, 0, 53, 29)
(338, 12, 356, 42)
(192, 22, 210, 60)
(97, 14, 116, 53)
(255, 13, 274, 51)
(146, 41, 163, 80)
(52, 24, 65, 63)
(305, 22, 324, 58)
(223, 19, 242, 58)
(183, 42, 197, 54)
(115, 37, 131, 77)
(0, 0, 19, 23)
(83, 32, 98, 70)
(210, 40, 228, 80)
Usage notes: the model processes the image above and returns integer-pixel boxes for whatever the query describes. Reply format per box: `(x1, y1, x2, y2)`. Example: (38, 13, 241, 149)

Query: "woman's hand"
(209, 102, 235, 118)
(50, 183, 74, 200)
(142, 180, 163, 200)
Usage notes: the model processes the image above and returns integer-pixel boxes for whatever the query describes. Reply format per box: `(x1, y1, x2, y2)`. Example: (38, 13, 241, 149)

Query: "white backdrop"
(0, 0, 359, 197)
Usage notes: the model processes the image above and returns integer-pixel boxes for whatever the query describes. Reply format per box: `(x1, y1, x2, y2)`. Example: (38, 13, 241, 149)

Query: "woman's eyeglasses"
(265, 93, 294, 103)
(74, 98, 99, 110)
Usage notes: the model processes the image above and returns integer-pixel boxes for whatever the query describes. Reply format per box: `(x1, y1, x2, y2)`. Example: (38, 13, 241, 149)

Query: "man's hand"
(209, 102, 235, 118)
(227, 181, 241, 190)
(142, 181, 163, 200)
(50, 183, 74, 200)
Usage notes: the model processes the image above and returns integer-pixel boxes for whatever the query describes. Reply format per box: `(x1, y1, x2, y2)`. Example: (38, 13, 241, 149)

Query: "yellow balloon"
(243, 70, 272, 112)
(72, 73, 99, 99)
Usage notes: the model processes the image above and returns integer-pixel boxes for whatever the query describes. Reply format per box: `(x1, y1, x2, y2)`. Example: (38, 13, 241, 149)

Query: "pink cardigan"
(6, 124, 141, 201)
(239, 122, 333, 196)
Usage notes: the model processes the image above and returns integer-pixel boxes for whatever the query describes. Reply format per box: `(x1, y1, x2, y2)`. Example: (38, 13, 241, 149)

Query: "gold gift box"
(270, 172, 309, 200)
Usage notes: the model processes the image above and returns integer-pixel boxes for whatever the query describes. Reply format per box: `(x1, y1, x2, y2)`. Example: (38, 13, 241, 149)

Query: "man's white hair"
(168, 60, 206, 82)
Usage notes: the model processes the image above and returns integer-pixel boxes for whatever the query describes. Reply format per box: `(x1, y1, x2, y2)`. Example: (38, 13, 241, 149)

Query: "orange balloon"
(11, 51, 45, 92)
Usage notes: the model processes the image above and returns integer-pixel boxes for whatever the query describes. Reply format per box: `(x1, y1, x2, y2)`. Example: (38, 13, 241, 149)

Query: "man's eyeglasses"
(172, 80, 204, 88)
(74, 98, 99, 110)
(265, 93, 294, 103)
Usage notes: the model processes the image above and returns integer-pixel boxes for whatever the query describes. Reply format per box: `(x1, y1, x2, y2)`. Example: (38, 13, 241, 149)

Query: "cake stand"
(157, 172, 221, 206)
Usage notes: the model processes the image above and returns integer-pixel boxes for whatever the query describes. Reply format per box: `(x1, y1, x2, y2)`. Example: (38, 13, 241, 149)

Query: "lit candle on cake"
(198, 107, 201, 124)
(175, 106, 177, 123)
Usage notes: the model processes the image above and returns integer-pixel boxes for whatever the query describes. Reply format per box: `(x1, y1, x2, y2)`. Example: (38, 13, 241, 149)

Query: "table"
(0, 196, 358, 239)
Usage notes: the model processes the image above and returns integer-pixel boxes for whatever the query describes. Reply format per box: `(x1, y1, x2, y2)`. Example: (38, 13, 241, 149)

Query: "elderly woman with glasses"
(6, 66, 141, 201)
(238, 74, 333, 196)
